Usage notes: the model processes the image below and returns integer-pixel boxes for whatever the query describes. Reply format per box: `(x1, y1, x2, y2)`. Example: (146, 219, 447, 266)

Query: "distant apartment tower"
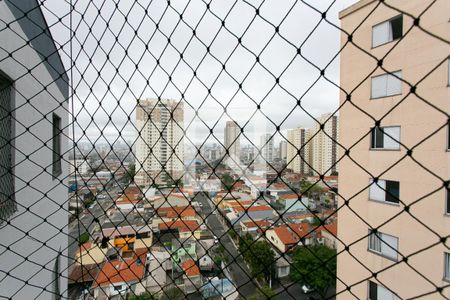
(309, 113, 339, 176)
(69, 159, 89, 176)
(279, 140, 287, 162)
(224, 120, 241, 162)
(259, 133, 275, 163)
(337, 1, 449, 299)
(0, 1, 69, 298)
(135, 99, 184, 185)
(286, 128, 311, 174)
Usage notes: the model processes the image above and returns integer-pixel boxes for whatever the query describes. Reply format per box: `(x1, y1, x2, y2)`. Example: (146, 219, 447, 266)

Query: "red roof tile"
(233, 205, 273, 213)
(157, 206, 196, 218)
(158, 220, 201, 233)
(93, 250, 147, 287)
(181, 259, 200, 277)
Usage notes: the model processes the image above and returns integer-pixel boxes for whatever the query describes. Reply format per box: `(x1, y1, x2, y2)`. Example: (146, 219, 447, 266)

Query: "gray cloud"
(41, 0, 356, 145)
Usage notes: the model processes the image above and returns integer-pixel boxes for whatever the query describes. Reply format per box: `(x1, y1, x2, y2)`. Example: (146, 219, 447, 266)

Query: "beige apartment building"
(310, 113, 339, 176)
(135, 98, 184, 185)
(224, 120, 241, 162)
(337, 0, 449, 299)
(287, 127, 311, 175)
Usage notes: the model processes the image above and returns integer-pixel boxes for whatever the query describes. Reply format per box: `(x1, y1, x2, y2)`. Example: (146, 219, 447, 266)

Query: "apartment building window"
(52, 252, 61, 300)
(445, 253, 450, 281)
(447, 184, 450, 215)
(52, 114, 62, 177)
(369, 179, 400, 204)
(0, 73, 15, 222)
(447, 58, 450, 86)
(368, 230, 399, 260)
(368, 281, 396, 300)
(372, 15, 403, 48)
(371, 126, 400, 150)
(371, 71, 402, 98)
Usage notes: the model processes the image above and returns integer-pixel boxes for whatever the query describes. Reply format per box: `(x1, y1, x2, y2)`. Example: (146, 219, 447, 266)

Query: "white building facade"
(0, 1, 69, 298)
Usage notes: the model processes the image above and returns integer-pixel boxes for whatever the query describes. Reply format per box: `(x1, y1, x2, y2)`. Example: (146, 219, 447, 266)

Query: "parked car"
(213, 235, 219, 244)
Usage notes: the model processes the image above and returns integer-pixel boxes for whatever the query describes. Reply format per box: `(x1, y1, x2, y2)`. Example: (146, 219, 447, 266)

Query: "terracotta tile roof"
(317, 222, 338, 237)
(233, 205, 273, 213)
(158, 220, 201, 233)
(241, 219, 271, 229)
(278, 193, 300, 200)
(68, 263, 100, 284)
(272, 223, 312, 245)
(182, 259, 200, 277)
(270, 183, 289, 189)
(93, 250, 147, 287)
(157, 206, 196, 218)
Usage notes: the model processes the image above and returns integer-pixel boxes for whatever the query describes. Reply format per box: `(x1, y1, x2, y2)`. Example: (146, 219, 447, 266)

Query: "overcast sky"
(40, 0, 357, 148)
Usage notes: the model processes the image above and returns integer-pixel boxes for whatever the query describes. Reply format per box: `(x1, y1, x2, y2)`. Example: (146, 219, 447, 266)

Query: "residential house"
(239, 219, 272, 238)
(92, 249, 148, 299)
(265, 223, 313, 253)
(181, 259, 202, 294)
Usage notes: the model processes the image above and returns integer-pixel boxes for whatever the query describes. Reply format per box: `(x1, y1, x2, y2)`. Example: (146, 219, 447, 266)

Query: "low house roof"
(157, 206, 196, 218)
(159, 220, 201, 233)
(68, 263, 100, 284)
(233, 205, 273, 213)
(93, 249, 147, 287)
(269, 183, 289, 189)
(241, 219, 272, 229)
(182, 259, 201, 277)
(272, 223, 312, 246)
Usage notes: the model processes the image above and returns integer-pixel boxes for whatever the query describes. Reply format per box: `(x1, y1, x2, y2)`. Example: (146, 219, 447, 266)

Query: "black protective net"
(0, 0, 449, 299)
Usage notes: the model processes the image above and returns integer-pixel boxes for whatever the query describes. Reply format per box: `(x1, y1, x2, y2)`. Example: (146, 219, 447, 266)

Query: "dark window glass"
(52, 114, 61, 177)
(391, 16, 403, 40)
(369, 281, 378, 300)
(446, 185, 450, 214)
(386, 180, 400, 203)
(371, 127, 384, 148)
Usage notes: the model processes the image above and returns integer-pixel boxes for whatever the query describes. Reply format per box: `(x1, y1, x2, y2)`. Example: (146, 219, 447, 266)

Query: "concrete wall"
(0, 1, 69, 299)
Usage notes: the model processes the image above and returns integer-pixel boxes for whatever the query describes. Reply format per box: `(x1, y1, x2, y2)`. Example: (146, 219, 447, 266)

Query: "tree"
(248, 285, 276, 300)
(290, 245, 336, 295)
(221, 174, 234, 191)
(78, 232, 89, 246)
(300, 179, 324, 200)
(247, 240, 276, 282)
(239, 234, 276, 283)
(124, 163, 136, 183)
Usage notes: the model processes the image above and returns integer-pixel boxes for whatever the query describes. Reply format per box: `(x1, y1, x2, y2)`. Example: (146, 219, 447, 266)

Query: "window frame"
(371, 15, 403, 48)
(52, 113, 62, 178)
(370, 71, 402, 99)
(368, 280, 397, 300)
(446, 183, 450, 216)
(0, 71, 16, 223)
(369, 178, 400, 205)
(368, 230, 399, 261)
(445, 252, 450, 282)
(370, 126, 401, 150)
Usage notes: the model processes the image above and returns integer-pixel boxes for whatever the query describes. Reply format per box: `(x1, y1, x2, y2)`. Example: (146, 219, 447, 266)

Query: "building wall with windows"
(337, 0, 449, 299)
(135, 98, 184, 185)
(0, 1, 69, 298)
(309, 113, 339, 176)
(224, 120, 241, 163)
(286, 127, 311, 175)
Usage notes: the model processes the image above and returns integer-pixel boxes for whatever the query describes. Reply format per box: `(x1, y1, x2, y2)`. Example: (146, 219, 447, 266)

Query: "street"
(194, 192, 258, 298)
